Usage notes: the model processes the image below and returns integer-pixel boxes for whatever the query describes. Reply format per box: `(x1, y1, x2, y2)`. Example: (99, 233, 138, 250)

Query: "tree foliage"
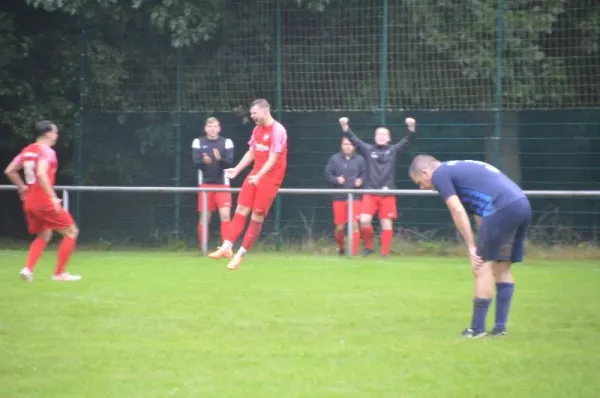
(1, 0, 598, 184)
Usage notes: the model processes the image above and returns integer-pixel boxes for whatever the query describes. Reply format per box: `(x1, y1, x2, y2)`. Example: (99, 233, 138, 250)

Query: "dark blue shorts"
(477, 198, 532, 263)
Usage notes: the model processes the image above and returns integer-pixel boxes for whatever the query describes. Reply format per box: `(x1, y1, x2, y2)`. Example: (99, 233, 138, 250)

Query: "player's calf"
(380, 218, 394, 257)
(218, 206, 232, 242)
(467, 261, 495, 336)
(53, 224, 80, 281)
(20, 229, 53, 281)
(359, 214, 374, 255)
(334, 224, 346, 255)
(492, 261, 515, 335)
(226, 212, 266, 270)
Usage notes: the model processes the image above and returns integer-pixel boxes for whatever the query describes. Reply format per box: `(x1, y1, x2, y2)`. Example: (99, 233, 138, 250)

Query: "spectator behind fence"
(324, 137, 367, 256)
(338, 117, 417, 257)
(192, 117, 235, 249)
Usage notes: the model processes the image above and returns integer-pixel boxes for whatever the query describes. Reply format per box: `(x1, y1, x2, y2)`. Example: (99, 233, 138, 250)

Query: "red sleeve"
(248, 127, 258, 148)
(270, 123, 287, 153)
(12, 153, 23, 166)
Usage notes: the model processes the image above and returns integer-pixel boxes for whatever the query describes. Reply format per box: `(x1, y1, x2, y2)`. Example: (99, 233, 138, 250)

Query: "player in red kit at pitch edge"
(4, 121, 81, 282)
(208, 99, 287, 270)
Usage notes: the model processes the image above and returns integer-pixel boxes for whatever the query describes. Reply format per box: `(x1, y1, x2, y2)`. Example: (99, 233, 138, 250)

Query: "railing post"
(202, 189, 208, 255)
(347, 192, 353, 256)
(62, 190, 70, 211)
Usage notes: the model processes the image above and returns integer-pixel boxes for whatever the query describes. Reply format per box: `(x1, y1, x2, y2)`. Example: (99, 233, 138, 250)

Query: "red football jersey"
(248, 120, 288, 182)
(14, 143, 58, 209)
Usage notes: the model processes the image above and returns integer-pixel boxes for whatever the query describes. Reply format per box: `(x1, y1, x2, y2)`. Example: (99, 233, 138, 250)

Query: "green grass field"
(1, 250, 599, 398)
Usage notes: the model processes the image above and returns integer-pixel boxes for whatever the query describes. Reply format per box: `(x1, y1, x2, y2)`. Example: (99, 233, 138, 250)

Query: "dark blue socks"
(495, 282, 515, 331)
(471, 297, 492, 333)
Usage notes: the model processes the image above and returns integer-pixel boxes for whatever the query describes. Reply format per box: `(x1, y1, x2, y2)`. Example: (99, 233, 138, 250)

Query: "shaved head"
(249, 98, 273, 126)
(250, 98, 270, 109)
(409, 154, 440, 177)
(409, 154, 441, 190)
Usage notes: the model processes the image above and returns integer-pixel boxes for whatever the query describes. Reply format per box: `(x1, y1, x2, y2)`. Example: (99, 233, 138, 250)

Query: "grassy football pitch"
(1, 250, 599, 398)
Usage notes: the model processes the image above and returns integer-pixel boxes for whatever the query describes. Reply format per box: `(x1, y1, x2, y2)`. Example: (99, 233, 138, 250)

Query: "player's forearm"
(235, 150, 254, 172)
(5, 171, 26, 190)
(37, 174, 57, 200)
(451, 209, 477, 249)
(254, 154, 279, 179)
(221, 150, 235, 167)
(192, 149, 204, 167)
(343, 129, 365, 149)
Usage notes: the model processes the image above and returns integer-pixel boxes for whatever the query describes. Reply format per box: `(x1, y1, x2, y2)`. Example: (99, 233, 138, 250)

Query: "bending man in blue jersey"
(409, 155, 532, 338)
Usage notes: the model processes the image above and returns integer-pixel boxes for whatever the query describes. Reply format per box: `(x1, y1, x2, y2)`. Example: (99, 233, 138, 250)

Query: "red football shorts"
(197, 184, 232, 212)
(24, 206, 75, 235)
(237, 176, 282, 216)
(360, 194, 397, 220)
(332, 200, 361, 225)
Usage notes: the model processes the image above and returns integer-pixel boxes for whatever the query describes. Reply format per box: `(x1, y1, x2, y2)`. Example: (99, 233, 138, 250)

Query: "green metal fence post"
(174, 47, 183, 240)
(379, 0, 389, 126)
(274, 0, 283, 251)
(493, 0, 505, 166)
(74, 16, 87, 225)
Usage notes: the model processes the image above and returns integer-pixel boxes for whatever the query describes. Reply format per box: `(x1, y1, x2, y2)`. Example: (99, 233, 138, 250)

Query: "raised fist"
(405, 117, 416, 133)
(339, 117, 349, 132)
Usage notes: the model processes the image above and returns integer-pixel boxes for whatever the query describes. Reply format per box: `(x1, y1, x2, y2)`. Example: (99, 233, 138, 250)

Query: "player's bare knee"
(219, 207, 231, 222)
(352, 221, 360, 231)
(335, 224, 345, 233)
(359, 214, 372, 226)
(39, 230, 53, 242)
(475, 261, 496, 297)
(62, 224, 79, 239)
(251, 212, 265, 223)
(380, 218, 393, 230)
(493, 261, 514, 283)
(235, 205, 250, 216)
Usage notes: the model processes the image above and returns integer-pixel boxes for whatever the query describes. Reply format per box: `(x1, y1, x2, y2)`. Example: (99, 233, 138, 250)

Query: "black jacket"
(343, 129, 414, 192)
(324, 152, 366, 201)
(192, 136, 235, 185)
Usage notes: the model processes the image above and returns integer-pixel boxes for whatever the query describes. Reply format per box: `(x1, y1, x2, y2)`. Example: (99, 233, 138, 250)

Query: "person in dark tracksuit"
(409, 155, 532, 338)
(338, 117, 417, 257)
(325, 137, 366, 256)
(192, 117, 235, 248)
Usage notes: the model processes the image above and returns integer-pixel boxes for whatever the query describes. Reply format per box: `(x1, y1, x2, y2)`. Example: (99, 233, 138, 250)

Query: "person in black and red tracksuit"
(325, 137, 366, 255)
(339, 117, 417, 257)
(192, 117, 234, 248)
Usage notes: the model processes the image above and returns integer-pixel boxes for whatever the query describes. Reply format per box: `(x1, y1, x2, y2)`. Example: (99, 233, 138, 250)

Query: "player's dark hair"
(35, 120, 56, 137)
(409, 154, 439, 177)
(250, 99, 270, 109)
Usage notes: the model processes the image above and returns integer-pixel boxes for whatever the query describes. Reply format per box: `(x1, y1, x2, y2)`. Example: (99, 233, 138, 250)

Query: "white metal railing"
(2, 185, 600, 255)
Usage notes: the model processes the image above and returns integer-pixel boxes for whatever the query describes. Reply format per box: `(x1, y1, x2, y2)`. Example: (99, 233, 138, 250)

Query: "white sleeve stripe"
(225, 138, 234, 149)
(192, 138, 200, 149)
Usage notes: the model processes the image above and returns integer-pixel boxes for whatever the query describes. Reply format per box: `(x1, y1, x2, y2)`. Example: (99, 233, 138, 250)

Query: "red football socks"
(241, 220, 264, 251)
(220, 221, 231, 243)
(334, 230, 345, 249)
(360, 225, 374, 250)
(227, 213, 248, 243)
(352, 230, 360, 255)
(55, 236, 77, 275)
(381, 229, 393, 256)
(26, 237, 48, 271)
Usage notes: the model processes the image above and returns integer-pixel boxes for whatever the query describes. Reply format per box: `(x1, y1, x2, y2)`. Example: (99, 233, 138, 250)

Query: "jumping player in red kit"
(4, 120, 81, 282)
(208, 99, 287, 270)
